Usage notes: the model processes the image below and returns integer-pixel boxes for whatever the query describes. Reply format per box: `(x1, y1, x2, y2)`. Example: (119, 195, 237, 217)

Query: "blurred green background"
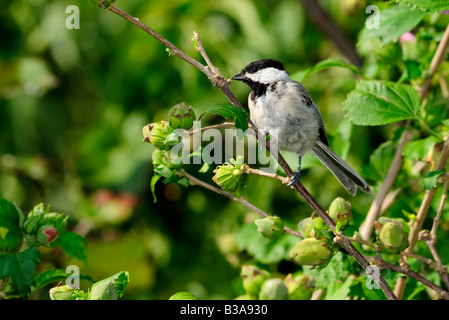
(0, 0, 394, 299)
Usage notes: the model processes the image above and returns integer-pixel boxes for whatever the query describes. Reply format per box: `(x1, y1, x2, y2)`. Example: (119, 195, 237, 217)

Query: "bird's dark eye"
(251, 66, 258, 73)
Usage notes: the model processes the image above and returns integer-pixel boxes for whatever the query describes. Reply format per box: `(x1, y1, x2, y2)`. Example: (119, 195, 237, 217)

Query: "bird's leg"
(286, 156, 302, 186)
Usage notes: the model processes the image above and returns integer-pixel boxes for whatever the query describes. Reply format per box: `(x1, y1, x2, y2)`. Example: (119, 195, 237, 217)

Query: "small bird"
(231, 59, 371, 196)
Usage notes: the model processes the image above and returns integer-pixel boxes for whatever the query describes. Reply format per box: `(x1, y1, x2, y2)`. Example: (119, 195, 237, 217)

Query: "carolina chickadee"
(231, 59, 371, 196)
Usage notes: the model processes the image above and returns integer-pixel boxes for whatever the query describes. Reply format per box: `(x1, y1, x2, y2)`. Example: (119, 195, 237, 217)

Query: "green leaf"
(0, 248, 40, 298)
(359, 4, 427, 45)
(235, 223, 297, 264)
(51, 231, 87, 263)
(150, 174, 162, 203)
(0, 198, 24, 229)
(34, 269, 94, 291)
(290, 58, 363, 82)
(343, 80, 421, 126)
(396, 0, 449, 12)
(402, 136, 439, 160)
(422, 169, 445, 190)
(199, 104, 248, 138)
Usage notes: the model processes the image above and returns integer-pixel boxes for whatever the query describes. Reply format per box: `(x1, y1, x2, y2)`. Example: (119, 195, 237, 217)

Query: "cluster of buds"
(22, 203, 68, 247)
(143, 102, 196, 151)
(374, 217, 409, 253)
(290, 197, 351, 267)
(212, 156, 246, 195)
(238, 265, 315, 300)
(0, 199, 24, 253)
(49, 271, 129, 300)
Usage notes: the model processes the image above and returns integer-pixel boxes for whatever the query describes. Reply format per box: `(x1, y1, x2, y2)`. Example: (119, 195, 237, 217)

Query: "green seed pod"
(49, 285, 76, 300)
(376, 218, 408, 253)
(168, 102, 196, 130)
(284, 273, 314, 300)
(258, 279, 288, 300)
(212, 163, 245, 193)
(297, 217, 314, 238)
(0, 226, 23, 253)
(241, 265, 269, 297)
(328, 197, 352, 230)
(289, 238, 333, 267)
(36, 225, 58, 245)
(255, 216, 284, 240)
(144, 121, 174, 151)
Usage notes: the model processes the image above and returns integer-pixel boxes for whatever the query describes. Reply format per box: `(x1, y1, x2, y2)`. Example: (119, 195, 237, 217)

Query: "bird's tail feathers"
(311, 140, 372, 196)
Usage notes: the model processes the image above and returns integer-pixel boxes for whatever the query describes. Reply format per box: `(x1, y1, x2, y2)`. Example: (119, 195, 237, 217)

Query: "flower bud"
(169, 291, 199, 300)
(168, 102, 196, 130)
(258, 279, 288, 300)
(143, 121, 174, 151)
(23, 217, 39, 234)
(49, 285, 76, 300)
(255, 216, 284, 240)
(375, 218, 408, 253)
(328, 197, 352, 230)
(36, 225, 58, 245)
(89, 282, 117, 300)
(241, 265, 269, 297)
(212, 161, 245, 194)
(284, 273, 314, 300)
(297, 217, 318, 238)
(289, 238, 333, 267)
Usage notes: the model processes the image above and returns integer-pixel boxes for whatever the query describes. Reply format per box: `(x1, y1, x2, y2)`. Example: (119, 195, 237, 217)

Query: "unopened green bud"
(169, 291, 199, 300)
(0, 226, 23, 253)
(212, 162, 245, 194)
(241, 265, 269, 297)
(259, 279, 288, 300)
(297, 217, 315, 238)
(376, 218, 408, 253)
(289, 238, 333, 267)
(143, 121, 174, 151)
(23, 217, 39, 234)
(49, 285, 76, 300)
(36, 225, 58, 245)
(328, 197, 352, 230)
(168, 102, 196, 130)
(40, 212, 68, 232)
(255, 216, 284, 240)
(89, 283, 117, 300)
(152, 149, 182, 170)
(284, 273, 314, 300)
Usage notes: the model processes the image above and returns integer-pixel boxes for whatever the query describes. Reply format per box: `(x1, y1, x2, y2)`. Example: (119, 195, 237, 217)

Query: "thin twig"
(179, 169, 302, 238)
(395, 138, 449, 298)
(420, 230, 449, 290)
(366, 255, 449, 300)
(359, 128, 413, 240)
(430, 177, 449, 239)
(241, 165, 289, 184)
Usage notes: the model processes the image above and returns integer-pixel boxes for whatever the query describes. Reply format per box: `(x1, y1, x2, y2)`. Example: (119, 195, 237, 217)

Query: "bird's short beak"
(231, 73, 246, 81)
